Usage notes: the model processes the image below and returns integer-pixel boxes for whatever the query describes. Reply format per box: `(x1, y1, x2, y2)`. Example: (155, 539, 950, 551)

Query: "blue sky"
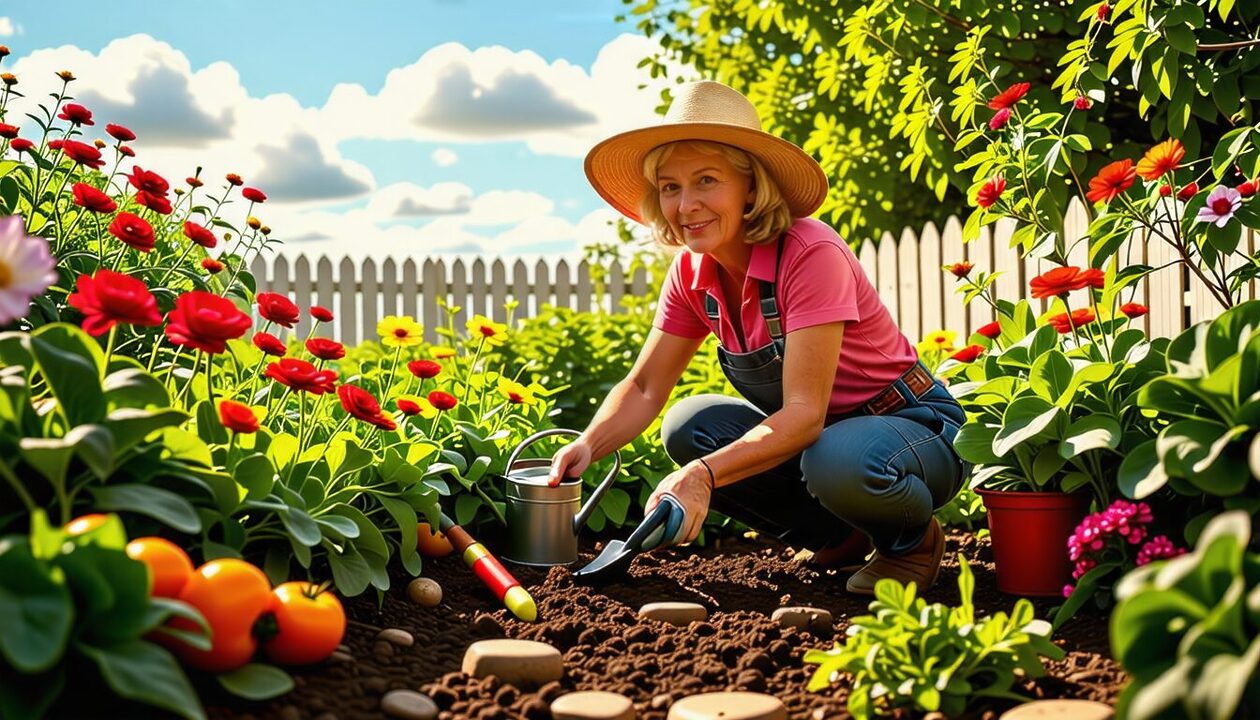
(0, 1, 681, 260)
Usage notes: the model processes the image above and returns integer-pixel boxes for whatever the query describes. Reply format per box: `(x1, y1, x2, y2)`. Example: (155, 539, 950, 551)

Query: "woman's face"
(656, 145, 755, 255)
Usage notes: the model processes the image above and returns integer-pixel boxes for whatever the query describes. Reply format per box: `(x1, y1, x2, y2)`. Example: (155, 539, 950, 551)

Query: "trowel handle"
(640, 495, 688, 551)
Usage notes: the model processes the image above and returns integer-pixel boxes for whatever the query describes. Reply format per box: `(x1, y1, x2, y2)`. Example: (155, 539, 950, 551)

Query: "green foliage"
(804, 555, 1064, 718)
(1111, 510, 1260, 720)
(0, 511, 206, 720)
(1119, 299, 1260, 543)
(624, 0, 1260, 246)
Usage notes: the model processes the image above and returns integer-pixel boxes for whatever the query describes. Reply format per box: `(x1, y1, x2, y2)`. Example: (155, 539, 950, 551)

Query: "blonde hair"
(639, 140, 793, 247)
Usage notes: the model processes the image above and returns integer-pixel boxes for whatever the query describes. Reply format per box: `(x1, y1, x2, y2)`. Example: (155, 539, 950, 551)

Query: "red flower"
(135, 190, 172, 215)
(1030, 266, 1088, 299)
(183, 221, 218, 249)
(0, 123, 17, 139)
(218, 400, 259, 434)
(186, 176, 204, 188)
(951, 344, 985, 363)
(337, 384, 395, 429)
(1176, 182, 1199, 200)
(118, 145, 135, 158)
(1048, 308, 1096, 333)
(987, 82, 1030, 110)
(105, 123, 136, 142)
(1086, 159, 1136, 204)
(310, 306, 334, 322)
(265, 358, 338, 395)
(72, 182, 117, 214)
(1073, 95, 1092, 111)
(1120, 303, 1149, 318)
(1098, 3, 1111, 21)
(127, 166, 170, 196)
(305, 337, 345, 361)
(201, 257, 225, 273)
(988, 108, 1012, 131)
(407, 360, 442, 379)
(47, 140, 64, 151)
(428, 391, 458, 411)
(977, 321, 1001, 339)
(1079, 268, 1106, 289)
(67, 269, 162, 336)
(1238, 181, 1257, 198)
(10, 138, 33, 153)
(60, 139, 105, 169)
(253, 331, 287, 357)
(242, 187, 267, 203)
(58, 103, 94, 126)
(108, 212, 156, 252)
(976, 177, 1006, 209)
(397, 398, 422, 416)
(165, 291, 253, 354)
(226, 173, 243, 186)
(256, 292, 300, 328)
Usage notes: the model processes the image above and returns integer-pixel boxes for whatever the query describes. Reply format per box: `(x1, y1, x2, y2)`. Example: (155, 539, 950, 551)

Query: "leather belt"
(861, 362, 937, 416)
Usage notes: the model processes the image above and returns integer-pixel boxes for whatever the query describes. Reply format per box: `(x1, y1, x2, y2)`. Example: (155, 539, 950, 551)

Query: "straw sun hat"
(584, 80, 828, 224)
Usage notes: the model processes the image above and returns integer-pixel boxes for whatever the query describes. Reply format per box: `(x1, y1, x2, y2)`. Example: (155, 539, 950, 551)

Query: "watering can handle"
(504, 429, 622, 535)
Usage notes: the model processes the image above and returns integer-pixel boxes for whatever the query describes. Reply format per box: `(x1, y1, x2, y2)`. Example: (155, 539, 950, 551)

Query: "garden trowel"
(572, 494, 688, 582)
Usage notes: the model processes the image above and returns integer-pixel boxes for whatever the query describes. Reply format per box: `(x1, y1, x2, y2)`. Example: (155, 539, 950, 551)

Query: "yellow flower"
(431, 345, 457, 359)
(916, 330, 957, 353)
(377, 315, 424, 347)
(497, 378, 535, 405)
(466, 314, 508, 346)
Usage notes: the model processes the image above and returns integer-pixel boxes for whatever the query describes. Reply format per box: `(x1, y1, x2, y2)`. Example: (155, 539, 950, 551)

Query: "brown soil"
(180, 530, 1124, 720)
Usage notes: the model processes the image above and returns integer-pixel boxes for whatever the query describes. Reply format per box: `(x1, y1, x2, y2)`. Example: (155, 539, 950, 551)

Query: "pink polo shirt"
(653, 217, 917, 415)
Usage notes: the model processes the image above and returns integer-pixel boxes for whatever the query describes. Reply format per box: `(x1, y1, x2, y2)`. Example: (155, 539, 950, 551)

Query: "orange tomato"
(126, 537, 195, 598)
(416, 521, 454, 558)
(64, 514, 110, 536)
(262, 582, 346, 665)
(169, 558, 272, 672)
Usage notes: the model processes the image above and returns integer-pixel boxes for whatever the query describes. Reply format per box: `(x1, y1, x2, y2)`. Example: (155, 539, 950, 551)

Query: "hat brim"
(584, 122, 829, 224)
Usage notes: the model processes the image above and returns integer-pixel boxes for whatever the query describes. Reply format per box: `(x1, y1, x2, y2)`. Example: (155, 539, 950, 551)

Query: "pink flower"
(989, 108, 1012, 131)
(1197, 186, 1241, 227)
(1073, 95, 1092, 111)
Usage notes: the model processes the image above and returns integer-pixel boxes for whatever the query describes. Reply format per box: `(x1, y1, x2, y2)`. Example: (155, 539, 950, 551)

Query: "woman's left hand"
(644, 461, 713, 545)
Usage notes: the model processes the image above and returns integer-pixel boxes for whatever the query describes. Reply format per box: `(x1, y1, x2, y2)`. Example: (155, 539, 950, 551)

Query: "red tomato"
(126, 537, 195, 598)
(262, 582, 346, 665)
(416, 521, 454, 558)
(169, 558, 272, 672)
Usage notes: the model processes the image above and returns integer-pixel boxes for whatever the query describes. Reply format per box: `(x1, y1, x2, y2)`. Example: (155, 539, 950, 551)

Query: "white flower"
(0, 215, 57, 325)
(1196, 186, 1242, 228)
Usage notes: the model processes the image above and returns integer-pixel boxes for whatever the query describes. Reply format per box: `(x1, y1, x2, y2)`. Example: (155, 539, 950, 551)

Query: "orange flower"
(1048, 308, 1096, 333)
(1086, 159, 1136, 204)
(1120, 303, 1148, 318)
(1030, 267, 1087, 299)
(1136, 139, 1185, 181)
(947, 261, 974, 278)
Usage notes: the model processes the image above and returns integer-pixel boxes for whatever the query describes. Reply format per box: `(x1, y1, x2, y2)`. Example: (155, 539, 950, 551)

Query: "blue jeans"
(660, 379, 971, 555)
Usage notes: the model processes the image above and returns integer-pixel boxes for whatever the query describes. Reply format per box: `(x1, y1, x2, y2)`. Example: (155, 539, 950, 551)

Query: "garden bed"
(193, 530, 1123, 720)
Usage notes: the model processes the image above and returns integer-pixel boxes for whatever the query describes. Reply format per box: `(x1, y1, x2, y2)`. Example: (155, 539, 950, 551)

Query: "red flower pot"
(976, 489, 1090, 597)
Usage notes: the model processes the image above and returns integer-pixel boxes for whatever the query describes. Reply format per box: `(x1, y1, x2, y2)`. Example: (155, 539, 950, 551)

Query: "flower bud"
(1073, 95, 1092, 111)
(0, 46, 9, 58)
(261, 225, 271, 235)
(174, 187, 185, 196)
(1, 73, 16, 86)
(56, 70, 75, 82)
(226, 172, 243, 186)
(247, 216, 262, 230)
(93, 138, 106, 149)
(1239, 180, 1258, 198)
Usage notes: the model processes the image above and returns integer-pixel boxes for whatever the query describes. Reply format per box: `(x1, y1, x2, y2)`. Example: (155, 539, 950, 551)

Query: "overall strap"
(759, 238, 787, 342)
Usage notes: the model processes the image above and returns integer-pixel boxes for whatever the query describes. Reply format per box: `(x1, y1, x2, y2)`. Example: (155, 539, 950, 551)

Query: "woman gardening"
(548, 81, 972, 594)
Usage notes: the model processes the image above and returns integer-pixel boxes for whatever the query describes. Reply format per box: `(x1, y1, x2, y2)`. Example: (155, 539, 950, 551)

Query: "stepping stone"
(551, 691, 636, 720)
(407, 577, 442, 607)
(1000, 699, 1113, 719)
(638, 602, 708, 626)
(770, 606, 832, 631)
(380, 689, 439, 720)
(377, 628, 415, 647)
(461, 639, 563, 687)
(667, 692, 785, 720)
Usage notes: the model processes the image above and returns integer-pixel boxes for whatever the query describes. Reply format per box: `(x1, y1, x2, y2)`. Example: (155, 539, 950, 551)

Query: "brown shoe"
(845, 517, 945, 595)
(810, 532, 874, 572)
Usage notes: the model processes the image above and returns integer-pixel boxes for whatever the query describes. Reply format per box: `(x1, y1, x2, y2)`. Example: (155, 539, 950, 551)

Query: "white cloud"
(367, 182, 473, 217)
(0, 17, 16, 36)
(431, 148, 458, 167)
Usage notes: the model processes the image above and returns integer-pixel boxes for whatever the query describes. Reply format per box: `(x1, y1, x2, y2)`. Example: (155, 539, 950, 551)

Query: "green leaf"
(0, 538, 72, 673)
(103, 367, 171, 410)
(91, 483, 202, 533)
(78, 640, 205, 720)
(325, 543, 372, 596)
(994, 397, 1064, 457)
(1059, 416, 1122, 458)
(160, 426, 214, 467)
(455, 492, 481, 525)
(233, 453, 275, 501)
(194, 400, 229, 445)
(105, 408, 191, 456)
(1118, 440, 1168, 499)
(1029, 350, 1073, 401)
(216, 663, 294, 701)
(30, 324, 106, 426)
(377, 495, 420, 576)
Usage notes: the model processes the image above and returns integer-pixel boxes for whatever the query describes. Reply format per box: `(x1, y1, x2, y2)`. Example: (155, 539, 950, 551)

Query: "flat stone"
(461, 639, 563, 688)
(1000, 699, 1114, 720)
(551, 691, 636, 720)
(377, 628, 415, 647)
(638, 602, 708, 626)
(667, 692, 786, 720)
(381, 690, 439, 720)
(770, 606, 832, 631)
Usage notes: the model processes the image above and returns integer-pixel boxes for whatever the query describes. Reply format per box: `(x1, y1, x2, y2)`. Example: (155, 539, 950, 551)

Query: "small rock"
(408, 577, 443, 607)
(651, 693, 673, 710)
(473, 612, 505, 636)
(329, 651, 354, 663)
(377, 628, 415, 647)
(550, 691, 635, 720)
(278, 706, 301, 720)
(461, 639, 563, 688)
(667, 692, 786, 720)
(538, 680, 565, 703)
(1000, 699, 1114, 719)
(770, 606, 833, 632)
(364, 676, 390, 694)
(638, 601, 708, 626)
(381, 689, 440, 720)
(373, 640, 395, 658)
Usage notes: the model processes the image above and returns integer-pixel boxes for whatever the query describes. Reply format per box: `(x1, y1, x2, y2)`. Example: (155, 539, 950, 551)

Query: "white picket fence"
(251, 198, 1256, 345)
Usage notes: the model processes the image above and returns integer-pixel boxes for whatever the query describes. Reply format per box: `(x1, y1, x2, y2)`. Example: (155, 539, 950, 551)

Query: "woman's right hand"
(547, 439, 592, 487)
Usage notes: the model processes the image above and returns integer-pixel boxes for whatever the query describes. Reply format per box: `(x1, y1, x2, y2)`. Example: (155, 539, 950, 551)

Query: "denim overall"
(661, 240, 973, 555)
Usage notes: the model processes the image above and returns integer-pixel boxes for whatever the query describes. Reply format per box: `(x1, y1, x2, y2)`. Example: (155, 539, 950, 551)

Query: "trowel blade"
(571, 539, 634, 580)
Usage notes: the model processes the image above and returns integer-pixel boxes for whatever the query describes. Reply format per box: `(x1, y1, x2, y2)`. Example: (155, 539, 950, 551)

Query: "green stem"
(101, 325, 117, 380)
(0, 460, 37, 514)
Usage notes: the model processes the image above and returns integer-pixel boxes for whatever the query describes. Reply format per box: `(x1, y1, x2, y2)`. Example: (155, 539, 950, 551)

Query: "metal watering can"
(500, 429, 622, 566)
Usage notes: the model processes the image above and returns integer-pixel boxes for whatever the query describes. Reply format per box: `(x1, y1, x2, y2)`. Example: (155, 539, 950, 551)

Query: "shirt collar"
(688, 241, 779, 292)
